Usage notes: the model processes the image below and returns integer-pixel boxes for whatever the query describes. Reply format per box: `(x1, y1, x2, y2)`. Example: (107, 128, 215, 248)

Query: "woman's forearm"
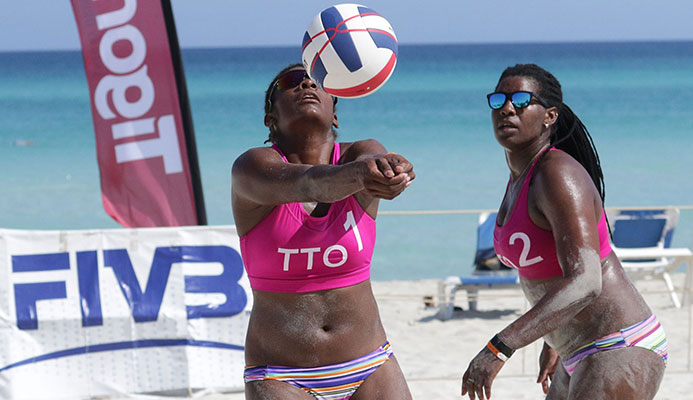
(300, 161, 368, 203)
(499, 249, 602, 350)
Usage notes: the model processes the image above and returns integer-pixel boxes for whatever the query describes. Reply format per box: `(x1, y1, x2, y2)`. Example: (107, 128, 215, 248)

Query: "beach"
(158, 273, 693, 400)
(1, 42, 692, 399)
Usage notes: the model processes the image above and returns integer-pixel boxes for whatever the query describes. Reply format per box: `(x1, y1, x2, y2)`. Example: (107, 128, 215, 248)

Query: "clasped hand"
(360, 152, 415, 199)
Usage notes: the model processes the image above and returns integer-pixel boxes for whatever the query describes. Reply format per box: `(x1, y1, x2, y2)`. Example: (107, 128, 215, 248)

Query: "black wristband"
(490, 334, 515, 359)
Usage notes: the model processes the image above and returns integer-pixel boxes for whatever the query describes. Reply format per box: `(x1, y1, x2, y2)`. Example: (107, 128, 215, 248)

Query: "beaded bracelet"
(487, 334, 515, 362)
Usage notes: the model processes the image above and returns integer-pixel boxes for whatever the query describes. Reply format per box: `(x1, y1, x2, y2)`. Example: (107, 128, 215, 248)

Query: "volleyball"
(301, 4, 398, 98)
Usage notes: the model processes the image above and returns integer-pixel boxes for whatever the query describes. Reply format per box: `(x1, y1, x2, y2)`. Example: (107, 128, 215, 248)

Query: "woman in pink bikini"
(461, 64, 667, 400)
(232, 63, 414, 399)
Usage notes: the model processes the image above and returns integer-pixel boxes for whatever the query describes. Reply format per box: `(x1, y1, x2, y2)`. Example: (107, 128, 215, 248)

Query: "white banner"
(0, 226, 251, 399)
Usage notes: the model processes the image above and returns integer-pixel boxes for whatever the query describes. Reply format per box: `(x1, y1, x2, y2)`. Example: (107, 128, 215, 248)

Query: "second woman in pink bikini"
(461, 64, 667, 400)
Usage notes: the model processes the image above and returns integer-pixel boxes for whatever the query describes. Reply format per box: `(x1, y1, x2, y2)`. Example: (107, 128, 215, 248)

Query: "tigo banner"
(71, 0, 202, 227)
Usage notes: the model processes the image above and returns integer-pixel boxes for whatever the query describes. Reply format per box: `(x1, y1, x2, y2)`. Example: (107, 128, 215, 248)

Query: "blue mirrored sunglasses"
(486, 91, 548, 110)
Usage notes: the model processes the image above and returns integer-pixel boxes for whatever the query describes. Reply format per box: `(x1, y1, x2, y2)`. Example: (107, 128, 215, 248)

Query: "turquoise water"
(1, 42, 692, 280)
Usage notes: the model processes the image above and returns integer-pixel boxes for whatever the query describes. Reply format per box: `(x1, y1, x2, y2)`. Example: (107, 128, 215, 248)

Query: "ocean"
(1, 41, 692, 280)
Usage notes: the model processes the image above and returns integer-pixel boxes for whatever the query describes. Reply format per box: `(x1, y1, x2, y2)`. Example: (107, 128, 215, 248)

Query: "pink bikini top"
(239, 142, 376, 293)
(494, 148, 612, 280)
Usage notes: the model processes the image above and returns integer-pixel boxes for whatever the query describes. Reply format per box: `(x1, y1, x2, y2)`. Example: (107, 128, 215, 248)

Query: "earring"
(544, 123, 549, 128)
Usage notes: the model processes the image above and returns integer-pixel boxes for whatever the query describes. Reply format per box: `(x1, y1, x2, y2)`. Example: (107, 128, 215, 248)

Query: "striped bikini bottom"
(562, 314, 668, 376)
(244, 341, 393, 399)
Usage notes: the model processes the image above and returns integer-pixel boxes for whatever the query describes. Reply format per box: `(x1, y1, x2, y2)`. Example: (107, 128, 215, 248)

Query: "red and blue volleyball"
(301, 4, 398, 98)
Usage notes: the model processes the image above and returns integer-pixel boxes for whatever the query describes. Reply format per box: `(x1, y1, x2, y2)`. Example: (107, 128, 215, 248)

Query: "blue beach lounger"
(436, 212, 519, 320)
(608, 207, 682, 307)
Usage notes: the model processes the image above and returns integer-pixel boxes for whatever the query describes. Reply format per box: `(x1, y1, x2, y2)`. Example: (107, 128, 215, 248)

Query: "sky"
(1, 0, 692, 52)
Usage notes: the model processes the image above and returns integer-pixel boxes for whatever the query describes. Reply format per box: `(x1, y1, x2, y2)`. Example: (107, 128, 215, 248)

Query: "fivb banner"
(71, 0, 205, 227)
(0, 226, 251, 399)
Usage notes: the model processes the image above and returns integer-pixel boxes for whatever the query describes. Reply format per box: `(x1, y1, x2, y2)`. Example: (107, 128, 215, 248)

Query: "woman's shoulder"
(536, 149, 589, 183)
(532, 149, 599, 203)
(238, 145, 278, 157)
(339, 139, 381, 152)
(232, 145, 283, 173)
(338, 139, 385, 163)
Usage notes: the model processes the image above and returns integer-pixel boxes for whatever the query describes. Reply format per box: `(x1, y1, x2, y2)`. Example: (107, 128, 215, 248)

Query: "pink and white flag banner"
(71, 0, 204, 227)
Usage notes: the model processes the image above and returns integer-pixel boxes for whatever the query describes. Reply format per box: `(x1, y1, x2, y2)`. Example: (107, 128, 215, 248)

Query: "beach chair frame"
(436, 212, 519, 320)
(607, 206, 682, 308)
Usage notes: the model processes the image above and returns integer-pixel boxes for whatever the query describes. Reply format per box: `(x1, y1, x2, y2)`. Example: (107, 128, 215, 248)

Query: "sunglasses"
(486, 91, 548, 110)
(267, 69, 338, 110)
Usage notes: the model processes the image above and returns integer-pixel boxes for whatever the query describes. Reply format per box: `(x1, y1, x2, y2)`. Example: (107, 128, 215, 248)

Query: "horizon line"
(1, 38, 692, 54)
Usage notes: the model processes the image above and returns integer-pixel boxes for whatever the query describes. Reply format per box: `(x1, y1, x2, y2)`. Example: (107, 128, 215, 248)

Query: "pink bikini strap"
(332, 142, 341, 165)
(271, 143, 340, 165)
(521, 147, 556, 189)
(271, 144, 289, 162)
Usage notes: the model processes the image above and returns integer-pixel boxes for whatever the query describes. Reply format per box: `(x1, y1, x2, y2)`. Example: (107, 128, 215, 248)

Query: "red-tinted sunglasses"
(267, 69, 337, 110)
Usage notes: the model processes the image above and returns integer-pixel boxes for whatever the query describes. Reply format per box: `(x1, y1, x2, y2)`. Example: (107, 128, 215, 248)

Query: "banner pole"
(160, 0, 207, 225)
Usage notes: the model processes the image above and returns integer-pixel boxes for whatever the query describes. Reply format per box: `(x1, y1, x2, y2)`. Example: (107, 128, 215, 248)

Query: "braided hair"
(263, 63, 338, 144)
(496, 64, 606, 206)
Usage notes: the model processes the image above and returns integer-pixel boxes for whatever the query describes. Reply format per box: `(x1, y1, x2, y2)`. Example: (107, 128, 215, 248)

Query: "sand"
(125, 273, 693, 399)
(369, 275, 693, 400)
